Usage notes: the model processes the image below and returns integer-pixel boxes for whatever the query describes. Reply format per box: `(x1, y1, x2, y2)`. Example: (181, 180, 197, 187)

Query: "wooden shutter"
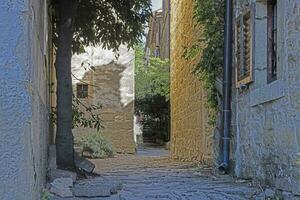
(243, 12, 252, 78)
(235, 8, 254, 87)
(235, 16, 242, 79)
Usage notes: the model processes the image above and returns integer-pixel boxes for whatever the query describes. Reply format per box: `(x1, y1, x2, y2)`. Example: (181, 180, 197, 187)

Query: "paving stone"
(51, 195, 121, 200)
(50, 147, 264, 200)
(254, 192, 265, 200)
(265, 188, 276, 198)
(282, 191, 300, 200)
(50, 187, 73, 198)
(73, 179, 120, 197)
(48, 145, 57, 170)
(49, 168, 77, 182)
(51, 177, 73, 188)
(50, 178, 74, 198)
(75, 154, 95, 173)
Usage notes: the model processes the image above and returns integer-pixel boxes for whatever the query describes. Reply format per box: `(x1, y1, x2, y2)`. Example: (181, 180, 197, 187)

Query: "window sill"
(250, 80, 286, 107)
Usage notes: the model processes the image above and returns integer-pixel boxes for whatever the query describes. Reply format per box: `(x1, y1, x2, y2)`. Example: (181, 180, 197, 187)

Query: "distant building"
(72, 46, 136, 154)
(146, 0, 170, 61)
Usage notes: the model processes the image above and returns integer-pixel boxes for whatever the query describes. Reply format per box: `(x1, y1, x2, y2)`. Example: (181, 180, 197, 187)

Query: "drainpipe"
(219, 0, 233, 172)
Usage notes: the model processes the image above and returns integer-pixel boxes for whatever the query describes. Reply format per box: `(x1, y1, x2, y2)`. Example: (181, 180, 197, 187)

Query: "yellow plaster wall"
(170, 0, 213, 164)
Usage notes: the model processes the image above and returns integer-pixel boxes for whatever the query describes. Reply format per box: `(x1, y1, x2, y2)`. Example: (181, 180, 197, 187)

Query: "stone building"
(72, 46, 136, 154)
(231, 0, 300, 195)
(170, 0, 213, 163)
(0, 0, 52, 199)
(146, 0, 170, 60)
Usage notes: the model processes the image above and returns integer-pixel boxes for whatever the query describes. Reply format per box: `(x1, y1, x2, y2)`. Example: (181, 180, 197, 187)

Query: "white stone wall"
(0, 0, 50, 199)
(233, 0, 300, 195)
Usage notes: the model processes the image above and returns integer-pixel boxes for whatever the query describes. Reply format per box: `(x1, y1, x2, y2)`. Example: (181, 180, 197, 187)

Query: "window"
(76, 84, 88, 98)
(267, 0, 277, 83)
(235, 9, 254, 86)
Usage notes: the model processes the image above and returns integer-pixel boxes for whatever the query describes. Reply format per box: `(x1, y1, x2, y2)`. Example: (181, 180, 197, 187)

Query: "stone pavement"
(50, 145, 262, 200)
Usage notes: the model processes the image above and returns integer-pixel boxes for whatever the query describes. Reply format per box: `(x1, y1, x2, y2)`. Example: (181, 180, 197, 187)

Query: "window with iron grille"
(267, 0, 277, 83)
(77, 84, 88, 98)
(235, 9, 254, 86)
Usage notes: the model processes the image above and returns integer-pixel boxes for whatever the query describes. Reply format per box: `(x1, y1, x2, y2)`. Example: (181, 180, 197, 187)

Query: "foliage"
(51, 96, 103, 132)
(76, 132, 115, 159)
(51, 0, 152, 168)
(184, 0, 225, 123)
(135, 45, 170, 100)
(135, 45, 170, 141)
(51, 0, 152, 53)
(41, 191, 51, 200)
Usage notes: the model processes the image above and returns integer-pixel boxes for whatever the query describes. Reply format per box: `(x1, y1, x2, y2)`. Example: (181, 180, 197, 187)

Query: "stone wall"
(146, 0, 170, 61)
(0, 0, 50, 199)
(72, 46, 136, 154)
(233, 0, 300, 195)
(170, 0, 213, 163)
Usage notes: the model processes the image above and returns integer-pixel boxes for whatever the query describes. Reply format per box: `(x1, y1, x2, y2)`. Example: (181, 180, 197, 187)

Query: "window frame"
(235, 7, 255, 87)
(76, 83, 89, 99)
(267, 0, 278, 83)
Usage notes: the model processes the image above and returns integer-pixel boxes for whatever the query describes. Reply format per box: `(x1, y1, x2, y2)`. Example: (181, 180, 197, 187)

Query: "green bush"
(76, 133, 115, 159)
(41, 191, 51, 200)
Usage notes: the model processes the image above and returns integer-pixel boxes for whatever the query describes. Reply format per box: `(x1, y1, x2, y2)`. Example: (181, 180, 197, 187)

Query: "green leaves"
(188, 0, 225, 124)
(135, 45, 170, 100)
(52, 0, 152, 53)
(76, 132, 115, 159)
(134, 45, 170, 136)
(50, 95, 103, 132)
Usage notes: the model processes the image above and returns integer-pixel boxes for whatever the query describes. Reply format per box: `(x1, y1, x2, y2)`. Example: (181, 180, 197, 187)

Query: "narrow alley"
(2, 0, 300, 199)
(50, 145, 261, 200)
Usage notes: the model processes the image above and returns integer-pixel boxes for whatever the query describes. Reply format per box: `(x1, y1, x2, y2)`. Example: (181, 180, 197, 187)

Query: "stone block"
(254, 192, 265, 200)
(48, 145, 57, 170)
(48, 169, 77, 183)
(281, 191, 300, 200)
(292, 166, 300, 195)
(50, 178, 74, 198)
(265, 188, 275, 198)
(75, 154, 95, 173)
(74, 180, 111, 197)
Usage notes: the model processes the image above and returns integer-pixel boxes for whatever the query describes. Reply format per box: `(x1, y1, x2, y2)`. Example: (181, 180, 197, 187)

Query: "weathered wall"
(161, 0, 170, 60)
(0, 0, 50, 199)
(146, 0, 170, 61)
(233, 0, 300, 195)
(170, 0, 213, 163)
(72, 46, 136, 154)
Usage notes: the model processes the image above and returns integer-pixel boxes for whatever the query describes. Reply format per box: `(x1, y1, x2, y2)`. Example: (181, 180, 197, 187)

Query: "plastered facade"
(170, 0, 213, 164)
(233, 0, 300, 195)
(0, 0, 50, 199)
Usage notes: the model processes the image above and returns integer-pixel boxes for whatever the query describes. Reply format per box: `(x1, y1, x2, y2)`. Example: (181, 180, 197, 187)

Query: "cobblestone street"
(51, 145, 263, 200)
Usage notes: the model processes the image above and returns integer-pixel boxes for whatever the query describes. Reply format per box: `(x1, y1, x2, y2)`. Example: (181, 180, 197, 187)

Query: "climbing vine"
(184, 0, 225, 123)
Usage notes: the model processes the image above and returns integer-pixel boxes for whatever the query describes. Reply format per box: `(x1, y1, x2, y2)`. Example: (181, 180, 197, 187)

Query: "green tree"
(135, 45, 170, 141)
(135, 45, 170, 100)
(52, 0, 151, 169)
